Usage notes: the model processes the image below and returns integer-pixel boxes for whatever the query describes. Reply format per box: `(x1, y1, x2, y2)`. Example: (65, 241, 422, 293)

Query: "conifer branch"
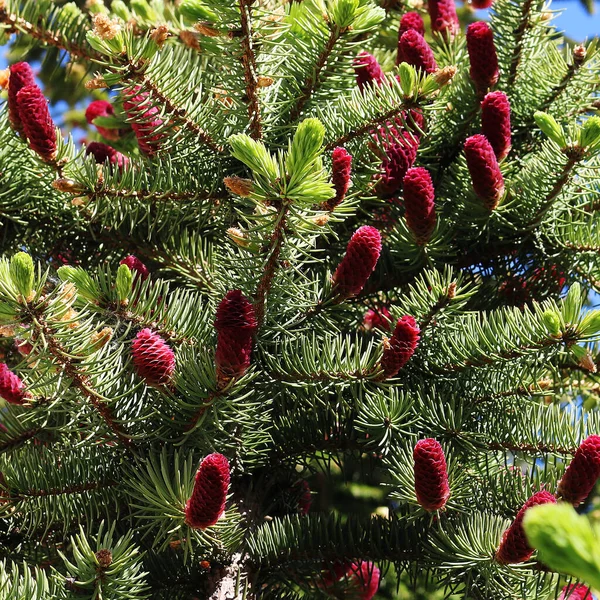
(289, 27, 344, 122)
(0, 6, 100, 62)
(0, 427, 42, 453)
(506, 0, 535, 88)
(539, 58, 584, 113)
(269, 367, 376, 383)
(238, 0, 262, 140)
(487, 440, 575, 456)
(27, 313, 135, 451)
(418, 284, 456, 333)
(87, 185, 218, 205)
(10, 479, 118, 500)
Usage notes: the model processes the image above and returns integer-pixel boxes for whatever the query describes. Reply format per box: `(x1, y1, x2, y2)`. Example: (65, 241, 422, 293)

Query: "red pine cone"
(346, 562, 381, 600)
(185, 453, 230, 529)
(413, 439, 450, 511)
(471, 0, 494, 7)
(332, 226, 382, 299)
(481, 91, 511, 161)
(120, 255, 150, 282)
(131, 328, 175, 386)
(428, 0, 460, 37)
(295, 480, 312, 515)
(328, 146, 352, 210)
(495, 491, 557, 564)
(86, 100, 119, 141)
(557, 435, 600, 506)
(466, 21, 499, 92)
(16, 85, 57, 162)
(86, 142, 129, 169)
(559, 584, 592, 600)
(403, 167, 436, 245)
(122, 86, 165, 155)
(398, 30, 438, 75)
(353, 51, 385, 92)
(214, 290, 257, 381)
(397, 12, 425, 64)
(0, 363, 28, 405)
(464, 134, 504, 210)
(363, 306, 392, 332)
(376, 132, 420, 197)
(8, 62, 35, 137)
(380, 315, 420, 378)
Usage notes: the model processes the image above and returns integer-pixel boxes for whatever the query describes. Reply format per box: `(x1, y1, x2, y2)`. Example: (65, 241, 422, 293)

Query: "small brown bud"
(446, 282, 456, 300)
(573, 45, 587, 65)
(194, 22, 221, 37)
(227, 227, 250, 248)
(150, 24, 170, 47)
(179, 30, 201, 51)
(85, 76, 108, 90)
(311, 214, 330, 226)
(536, 378, 553, 391)
(95, 549, 113, 569)
(0, 68, 9, 90)
(93, 14, 121, 40)
(91, 327, 113, 349)
(52, 178, 86, 194)
(0, 325, 15, 337)
(257, 76, 274, 88)
(579, 352, 597, 373)
(434, 65, 457, 87)
(224, 176, 253, 197)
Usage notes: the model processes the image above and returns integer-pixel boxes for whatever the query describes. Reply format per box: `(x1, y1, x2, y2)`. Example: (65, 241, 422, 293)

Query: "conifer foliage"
(0, 0, 598, 598)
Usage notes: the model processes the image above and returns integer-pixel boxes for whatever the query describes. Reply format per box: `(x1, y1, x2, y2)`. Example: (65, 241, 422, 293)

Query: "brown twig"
(506, 0, 535, 88)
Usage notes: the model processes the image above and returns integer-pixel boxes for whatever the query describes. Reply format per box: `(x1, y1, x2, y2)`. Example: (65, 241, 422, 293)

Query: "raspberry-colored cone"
(131, 328, 175, 385)
(557, 435, 600, 506)
(559, 584, 592, 600)
(214, 290, 257, 381)
(86, 100, 119, 141)
(122, 86, 165, 155)
(397, 12, 425, 64)
(428, 0, 460, 37)
(481, 91, 511, 161)
(295, 480, 312, 515)
(467, 21, 499, 92)
(0, 363, 28, 405)
(376, 132, 420, 197)
(8, 62, 35, 136)
(86, 142, 129, 169)
(353, 51, 385, 92)
(403, 167, 436, 244)
(16, 85, 57, 162)
(332, 226, 382, 298)
(398, 30, 438, 75)
(363, 306, 392, 331)
(185, 453, 230, 529)
(327, 147, 352, 210)
(347, 562, 381, 600)
(120, 255, 149, 282)
(495, 491, 556, 564)
(464, 134, 504, 210)
(471, 0, 494, 7)
(380, 315, 420, 377)
(413, 439, 450, 511)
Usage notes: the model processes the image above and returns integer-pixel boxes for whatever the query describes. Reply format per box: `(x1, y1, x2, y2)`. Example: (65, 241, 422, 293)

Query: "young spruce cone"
(413, 439, 450, 511)
(495, 491, 556, 564)
(380, 315, 420, 378)
(428, 0, 460, 38)
(131, 328, 175, 386)
(557, 434, 600, 506)
(559, 584, 592, 600)
(85, 100, 119, 141)
(8, 62, 35, 137)
(16, 85, 57, 162)
(397, 12, 425, 64)
(398, 30, 438, 75)
(86, 142, 129, 169)
(403, 166, 436, 245)
(466, 21, 499, 92)
(481, 91, 512, 161)
(353, 52, 385, 92)
(0, 363, 28, 405)
(185, 453, 230, 529)
(120, 255, 150, 282)
(464, 134, 504, 210)
(326, 146, 352, 210)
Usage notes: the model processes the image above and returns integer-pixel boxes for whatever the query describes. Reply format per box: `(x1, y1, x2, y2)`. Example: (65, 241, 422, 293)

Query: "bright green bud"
(130, 0, 157, 21)
(229, 134, 279, 182)
(286, 118, 326, 189)
(351, 4, 385, 32)
(534, 111, 567, 147)
(579, 310, 600, 337)
(542, 310, 561, 336)
(398, 62, 417, 97)
(580, 116, 600, 150)
(111, 0, 131, 21)
(87, 0, 108, 14)
(10, 253, 34, 300)
(563, 282, 583, 325)
(329, 0, 359, 28)
(61, 2, 83, 18)
(0, 302, 16, 324)
(57, 266, 101, 303)
(524, 503, 600, 591)
(179, 0, 218, 23)
(116, 264, 133, 304)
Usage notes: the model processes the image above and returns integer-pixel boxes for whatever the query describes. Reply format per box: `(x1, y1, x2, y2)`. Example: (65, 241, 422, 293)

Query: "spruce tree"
(0, 0, 599, 598)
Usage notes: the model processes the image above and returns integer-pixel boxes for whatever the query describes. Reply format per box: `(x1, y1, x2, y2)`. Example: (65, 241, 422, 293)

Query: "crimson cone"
(467, 21, 499, 92)
(557, 435, 600, 506)
(16, 85, 57, 162)
(353, 52, 385, 92)
(413, 439, 450, 511)
(86, 100, 119, 141)
(481, 91, 511, 161)
(428, 0, 459, 38)
(8, 62, 35, 137)
(464, 134, 504, 210)
(131, 328, 175, 385)
(403, 167, 436, 244)
(398, 30, 438, 75)
(0, 363, 28, 405)
(380, 315, 420, 378)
